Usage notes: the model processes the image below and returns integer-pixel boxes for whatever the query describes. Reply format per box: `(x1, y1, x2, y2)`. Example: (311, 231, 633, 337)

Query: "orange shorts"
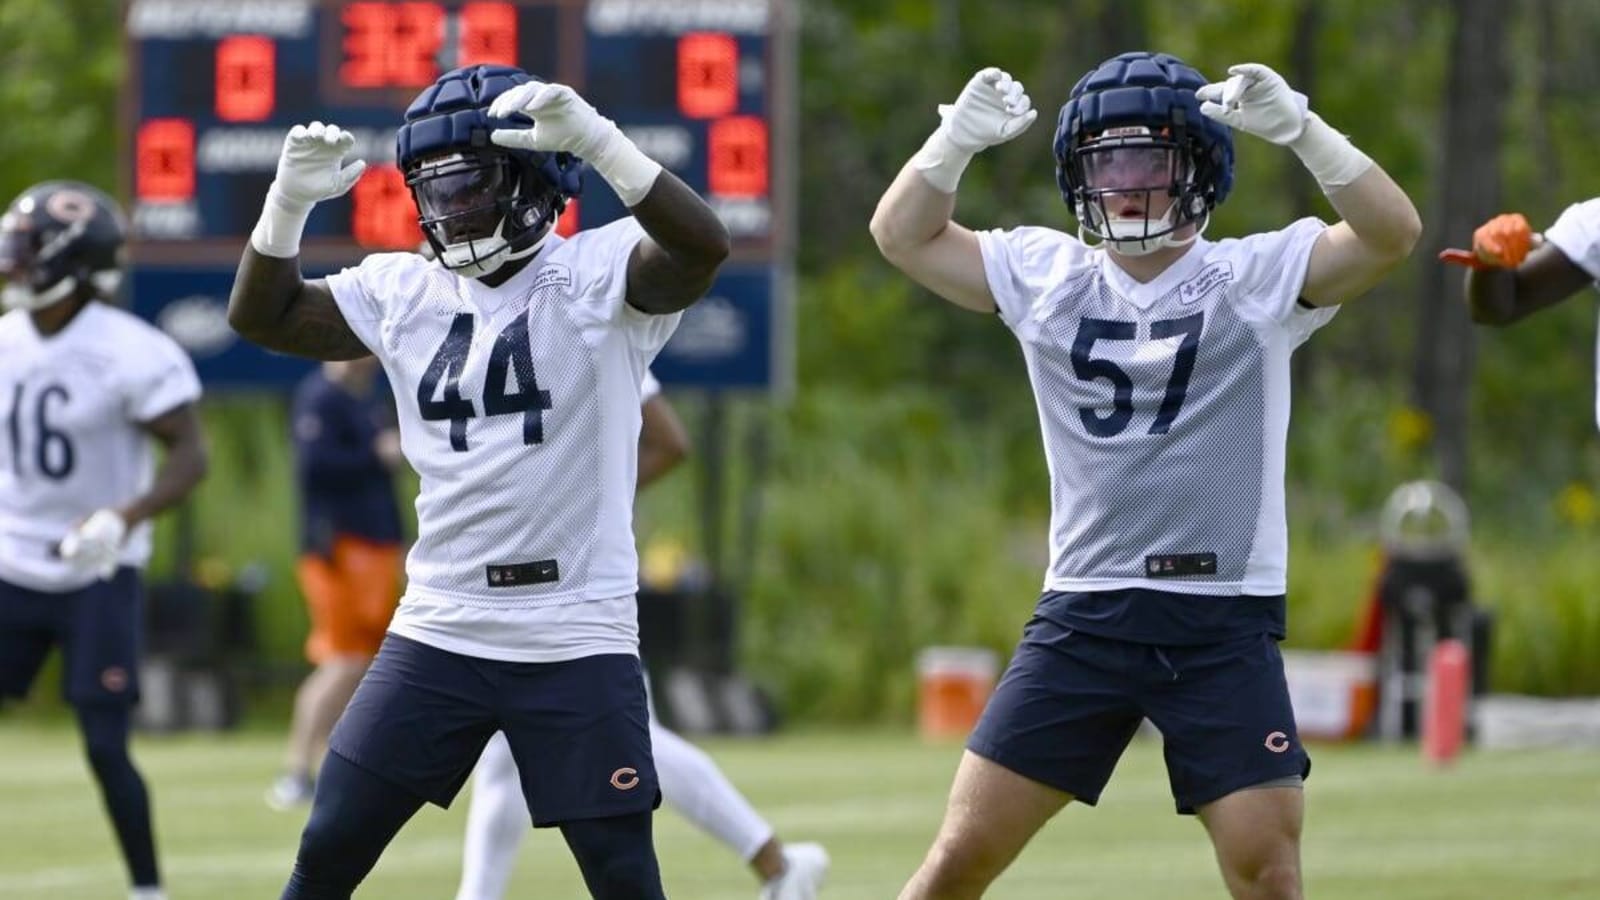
(296, 535, 403, 664)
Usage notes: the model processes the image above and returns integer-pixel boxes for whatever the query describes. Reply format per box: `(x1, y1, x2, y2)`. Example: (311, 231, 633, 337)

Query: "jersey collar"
(1096, 238, 1211, 311)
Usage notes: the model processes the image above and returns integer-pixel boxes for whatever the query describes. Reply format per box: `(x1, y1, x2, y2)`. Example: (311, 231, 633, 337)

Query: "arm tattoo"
(279, 282, 372, 360)
(228, 248, 372, 360)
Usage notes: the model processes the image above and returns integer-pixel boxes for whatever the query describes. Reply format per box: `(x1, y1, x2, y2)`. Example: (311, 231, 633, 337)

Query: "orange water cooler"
(917, 646, 1000, 740)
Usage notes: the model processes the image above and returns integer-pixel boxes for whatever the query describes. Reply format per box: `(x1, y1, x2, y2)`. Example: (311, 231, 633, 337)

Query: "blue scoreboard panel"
(124, 0, 793, 391)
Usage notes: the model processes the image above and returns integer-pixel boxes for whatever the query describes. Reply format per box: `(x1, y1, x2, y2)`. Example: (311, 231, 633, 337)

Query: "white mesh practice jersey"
(0, 303, 202, 592)
(1540, 198, 1600, 430)
(326, 218, 679, 661)
(979, 217, 1334, 596)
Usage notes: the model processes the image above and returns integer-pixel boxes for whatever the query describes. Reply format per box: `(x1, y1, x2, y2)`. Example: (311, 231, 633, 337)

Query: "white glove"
(938, 67, 1038, 154)
(488, 82, 613, 158)
(251, 122, 367, 257)
(1196, 63, 1308, 145)
(914, 67, 1037, 193)
(488, 82, 661, 206)
(58, 509, 127, 581)
(1197, 62, 1372, 190)
(272, 123, 367, 205)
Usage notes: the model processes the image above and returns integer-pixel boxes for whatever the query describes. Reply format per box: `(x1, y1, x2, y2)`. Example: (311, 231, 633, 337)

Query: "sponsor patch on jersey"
(532, 263, 573, 292)
(1145, 553, 1218, 577)
(485, 559, 560, 587)
(1178, 261, 1233, 305)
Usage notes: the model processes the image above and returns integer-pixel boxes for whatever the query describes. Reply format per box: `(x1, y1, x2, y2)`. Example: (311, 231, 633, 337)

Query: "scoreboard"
(123, 0, 793, 391)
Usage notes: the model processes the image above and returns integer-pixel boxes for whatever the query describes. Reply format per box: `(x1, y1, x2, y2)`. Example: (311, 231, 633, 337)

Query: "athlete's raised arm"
(1196, 63, 1422, 308)
(488, 83, 730, 316)
(870, 68, 1038, 313)
(228, 123, 372, 361)
(1446, 211, 1597, 326)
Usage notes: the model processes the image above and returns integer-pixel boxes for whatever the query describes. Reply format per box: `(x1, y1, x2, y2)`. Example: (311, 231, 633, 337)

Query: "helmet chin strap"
(1, 276, 78, 312)
(1077, 207, 1210, 257)
(439, 218, 551, 279)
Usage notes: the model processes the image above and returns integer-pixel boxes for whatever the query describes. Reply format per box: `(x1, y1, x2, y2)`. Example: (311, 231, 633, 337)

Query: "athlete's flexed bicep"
(228, 122, 373, 361)
(486, 80, 729, 316)
(872, 67, 1037, 314)
(871, 165, 994, 313)
(623, 172, 731, 315)
(229, 254, 372, 361)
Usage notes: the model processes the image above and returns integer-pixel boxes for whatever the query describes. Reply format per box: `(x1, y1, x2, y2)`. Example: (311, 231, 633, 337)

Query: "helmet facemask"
(1069, 126, 1207, 257)
(1053, 52, 1236, 257)
(407, 150, 564, 279)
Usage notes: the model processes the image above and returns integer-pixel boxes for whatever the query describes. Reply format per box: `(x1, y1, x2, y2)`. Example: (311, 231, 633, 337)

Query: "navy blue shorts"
(329, 633, 661, 825)
(968, 616, 1310, 814)
(0, 569, 143, 706)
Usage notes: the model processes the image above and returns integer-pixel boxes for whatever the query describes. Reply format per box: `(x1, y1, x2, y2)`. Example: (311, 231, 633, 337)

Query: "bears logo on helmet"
(397, 65, 586, 278)
(0, 181, 126, 312)
(1053, 52, 1234, 256)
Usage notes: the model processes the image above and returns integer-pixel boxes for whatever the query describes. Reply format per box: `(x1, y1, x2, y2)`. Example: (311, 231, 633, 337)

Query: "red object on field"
(1348, 578, 1384, 654)
(1422, 638, 1470, 767)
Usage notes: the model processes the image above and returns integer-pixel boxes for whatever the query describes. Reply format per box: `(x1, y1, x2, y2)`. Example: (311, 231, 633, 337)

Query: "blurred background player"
(871, 53, 1420, 900)
(456, 368, 828, 900)
(266, 355, 405, 810)
(228, 63, 728, 899)
(1448, 202, 1600, 337)
(0, 181, 209, 900)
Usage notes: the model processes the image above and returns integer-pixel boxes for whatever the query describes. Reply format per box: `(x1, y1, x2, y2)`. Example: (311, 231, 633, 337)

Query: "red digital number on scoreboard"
(215, 35, 275, 122)
(708, 116, 768, 197)
(341, 2, 444, 88)
(459, 2, 518, 68)
(351, 164, 423, 250)
(677, 32, 739, 119)
(556, 200, 580, 238)
(341, 1, 518, 88)
(136, 119, 196, 202)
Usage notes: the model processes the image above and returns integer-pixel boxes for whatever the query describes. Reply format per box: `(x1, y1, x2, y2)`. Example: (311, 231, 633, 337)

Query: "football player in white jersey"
(0, 181, 209, 900)
(1448, 205, 1600, 428)
(457, 368, 828, 900)
(226, 65, 729, 899)
(871, 53, 1421, 899)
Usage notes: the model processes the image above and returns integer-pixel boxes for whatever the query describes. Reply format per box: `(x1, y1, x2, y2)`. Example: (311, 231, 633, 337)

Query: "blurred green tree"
(0, 0, 123, 199)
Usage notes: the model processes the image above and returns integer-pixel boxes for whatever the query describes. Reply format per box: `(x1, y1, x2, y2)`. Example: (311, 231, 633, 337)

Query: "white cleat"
(760, 842, 829, 900)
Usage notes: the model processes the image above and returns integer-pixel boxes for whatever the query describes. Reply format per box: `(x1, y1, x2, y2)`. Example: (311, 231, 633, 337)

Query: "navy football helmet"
(397, 65, 585, 277)
(1054, 52, 1234, 255)
(0, 181, 125, 311)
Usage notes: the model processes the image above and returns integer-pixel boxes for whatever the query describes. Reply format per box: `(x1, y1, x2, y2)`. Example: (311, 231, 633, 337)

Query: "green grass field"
(1, 724, 1597, 899)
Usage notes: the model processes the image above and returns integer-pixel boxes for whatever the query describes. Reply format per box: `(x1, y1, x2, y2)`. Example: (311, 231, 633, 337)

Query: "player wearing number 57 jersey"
(872, 54, 1420, 899)
(228, 65, 728, 900)
(0, 181, 209, 900)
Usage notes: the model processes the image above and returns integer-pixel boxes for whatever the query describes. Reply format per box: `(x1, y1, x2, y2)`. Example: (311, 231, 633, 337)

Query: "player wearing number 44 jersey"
(228, 64, 729, 899)
(872, 54, 1421, 899)
(0, 181, 209, 900)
